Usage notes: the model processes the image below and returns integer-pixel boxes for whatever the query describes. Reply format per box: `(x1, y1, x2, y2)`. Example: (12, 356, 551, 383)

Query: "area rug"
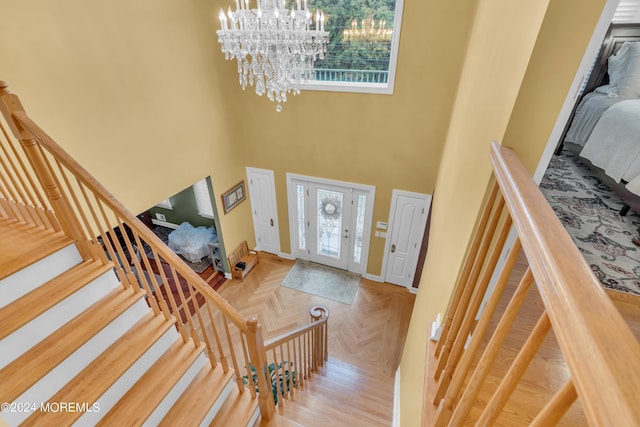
(281, 259, 361, 304)
(540, 150, 640, 295)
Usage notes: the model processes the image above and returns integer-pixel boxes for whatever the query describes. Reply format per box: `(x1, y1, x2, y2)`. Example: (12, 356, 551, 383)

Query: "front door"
(384, 191, 431, 287)
(309, 184, 352, 269)
(288, 175, 374, 273)
(247, 168, 280, 255)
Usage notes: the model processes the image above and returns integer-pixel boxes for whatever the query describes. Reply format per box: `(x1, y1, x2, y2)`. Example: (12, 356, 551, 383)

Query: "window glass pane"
(193, 179, 214, 218)
(317, 189, 342, 259)
(353, 194, 366, 264)
(310, 0, 399, 86)
(297, 184, 306, 250)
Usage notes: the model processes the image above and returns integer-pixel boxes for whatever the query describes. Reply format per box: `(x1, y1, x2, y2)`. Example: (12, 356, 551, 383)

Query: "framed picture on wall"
(221, 180, 246, 214)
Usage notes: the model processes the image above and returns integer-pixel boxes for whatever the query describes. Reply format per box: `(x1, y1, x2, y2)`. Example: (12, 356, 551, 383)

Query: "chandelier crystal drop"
(217, 0, 330, 111)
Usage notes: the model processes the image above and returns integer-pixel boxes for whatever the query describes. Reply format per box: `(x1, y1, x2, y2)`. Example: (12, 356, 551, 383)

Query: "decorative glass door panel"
(287, 174, 374, 274)
(316, 189, 343, 259)
(310, 185, 351, 269)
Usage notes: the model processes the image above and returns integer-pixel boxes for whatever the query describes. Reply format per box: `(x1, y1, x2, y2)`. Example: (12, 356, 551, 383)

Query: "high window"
(302, 0, 404, 94)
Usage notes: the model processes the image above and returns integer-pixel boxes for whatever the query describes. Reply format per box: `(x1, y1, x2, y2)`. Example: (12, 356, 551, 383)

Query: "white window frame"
(299, 0, 405, 95)
(155, 198, 173, 210)
(193, 178, 215, 219)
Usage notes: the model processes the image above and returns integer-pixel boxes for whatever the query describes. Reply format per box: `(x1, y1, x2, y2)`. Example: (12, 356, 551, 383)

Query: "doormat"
(281, 259, 361, 305)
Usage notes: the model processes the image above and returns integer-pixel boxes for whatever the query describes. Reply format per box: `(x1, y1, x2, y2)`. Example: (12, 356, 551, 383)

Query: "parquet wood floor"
(216, 252, 416, 426)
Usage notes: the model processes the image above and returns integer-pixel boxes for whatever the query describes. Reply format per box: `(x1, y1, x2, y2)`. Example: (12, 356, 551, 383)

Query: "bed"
(558, 23, 640, 214)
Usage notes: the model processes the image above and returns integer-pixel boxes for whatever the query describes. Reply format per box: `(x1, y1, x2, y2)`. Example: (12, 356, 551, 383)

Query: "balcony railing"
(313, 68, 389, 84)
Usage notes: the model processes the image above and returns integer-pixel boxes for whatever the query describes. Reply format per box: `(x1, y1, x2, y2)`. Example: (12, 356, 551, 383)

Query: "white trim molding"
(392, 367, 401, 427)
(150, 219, 179, 229)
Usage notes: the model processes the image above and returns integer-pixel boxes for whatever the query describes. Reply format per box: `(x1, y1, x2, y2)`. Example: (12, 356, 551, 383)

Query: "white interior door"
(384, 191, 431, 287)
(247, 167, 280, 255)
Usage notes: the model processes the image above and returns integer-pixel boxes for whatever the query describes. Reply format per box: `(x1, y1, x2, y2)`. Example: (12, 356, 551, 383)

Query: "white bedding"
(580, 99, 640, 185)
(564, 90, 627, 146)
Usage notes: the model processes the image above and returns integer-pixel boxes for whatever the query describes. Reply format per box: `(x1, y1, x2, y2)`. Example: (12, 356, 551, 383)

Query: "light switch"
(376, 221, 388, 230)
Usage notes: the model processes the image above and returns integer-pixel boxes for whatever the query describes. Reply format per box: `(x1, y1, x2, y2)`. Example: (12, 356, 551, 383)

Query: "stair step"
(0, 219, 73, 281)
(0, 287, 145, 403)
(158, 364, 236, 427)
(258, 413, 306, 427)
(210, 386, 260, 427)
(96, 338, 205, 426)
(21, 313, 176, 426)
(0, 260, 114, 340)
(0, 242, 82, 308)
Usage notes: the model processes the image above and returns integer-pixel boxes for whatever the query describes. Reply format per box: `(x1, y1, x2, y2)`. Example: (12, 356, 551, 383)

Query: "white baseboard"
(409, 286, 418, 294)
(224, 272, 232, 280)
(151, 219, 179, 229)
(363, 273, 383, 282)
(392, 367, 401, 427)
(278, 252, 295, 260)
(430, 312, 443, 341)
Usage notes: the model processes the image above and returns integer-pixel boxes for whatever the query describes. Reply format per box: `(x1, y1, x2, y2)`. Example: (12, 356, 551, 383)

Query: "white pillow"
(616, 42, 640, 97)
(608, 42, 632, 87)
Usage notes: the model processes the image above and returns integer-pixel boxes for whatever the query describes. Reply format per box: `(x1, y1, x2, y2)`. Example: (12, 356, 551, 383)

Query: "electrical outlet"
(155, 213, 166, 221)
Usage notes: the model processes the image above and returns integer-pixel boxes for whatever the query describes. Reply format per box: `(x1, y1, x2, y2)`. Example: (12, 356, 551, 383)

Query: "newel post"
(246, 318, 275, 420)
(310, 305, 329, 367)
(0, 81, 91, 258)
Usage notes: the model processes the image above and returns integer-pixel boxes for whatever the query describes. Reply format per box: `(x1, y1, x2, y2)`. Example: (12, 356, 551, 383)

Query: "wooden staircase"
(0, 81, 322, 426)
(0, 217, 259, 426)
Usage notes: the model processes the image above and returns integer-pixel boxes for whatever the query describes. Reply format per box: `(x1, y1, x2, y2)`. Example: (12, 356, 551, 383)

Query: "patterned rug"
(540, 150, 640, 295)
(282, 259, 361, 304)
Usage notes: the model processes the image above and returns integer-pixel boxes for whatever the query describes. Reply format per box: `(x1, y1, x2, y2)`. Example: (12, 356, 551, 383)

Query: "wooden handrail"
(430, 140, 640, 426)
(488, 141, 640, 425)
(264, 306, 329, 351)
(0, 81, 336, 422)
(261, 305, 329, 406)
(7, 109, 248, 332)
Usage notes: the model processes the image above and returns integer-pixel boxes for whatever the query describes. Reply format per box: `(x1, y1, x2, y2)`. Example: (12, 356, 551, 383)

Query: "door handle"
(270, 218, 274, 226)
(391, 244, 396, 253)
(343, 229, 349, 238)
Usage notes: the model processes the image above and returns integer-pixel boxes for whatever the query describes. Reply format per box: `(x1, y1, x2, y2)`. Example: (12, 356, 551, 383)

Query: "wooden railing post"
(0, 82, 91, 259)
(310, 305, 329, 367)
(246, 318, 275, 421)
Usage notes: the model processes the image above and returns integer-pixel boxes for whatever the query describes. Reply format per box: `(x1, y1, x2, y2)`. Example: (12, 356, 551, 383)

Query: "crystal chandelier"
(217, 0, 329, 111)
(343, 16, 392, 42)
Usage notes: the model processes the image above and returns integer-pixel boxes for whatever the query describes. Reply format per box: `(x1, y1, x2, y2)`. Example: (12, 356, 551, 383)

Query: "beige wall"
(0, 0, 256, 253)
(398, 0, 608, 425)
(0, 0, 473, 277)
(228, 1, 477, 275)
(0, 0, 609, 425)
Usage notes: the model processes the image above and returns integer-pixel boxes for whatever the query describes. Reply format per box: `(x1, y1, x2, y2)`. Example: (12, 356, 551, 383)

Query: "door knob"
(391, 244, 396, 253)
(270, 218, 274, 226)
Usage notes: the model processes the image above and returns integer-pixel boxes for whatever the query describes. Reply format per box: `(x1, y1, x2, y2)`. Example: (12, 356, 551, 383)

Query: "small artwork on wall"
(221, 180, 246, 214)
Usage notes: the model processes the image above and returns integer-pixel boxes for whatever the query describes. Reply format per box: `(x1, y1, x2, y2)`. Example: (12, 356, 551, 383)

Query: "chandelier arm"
(217, 0, 329, 110)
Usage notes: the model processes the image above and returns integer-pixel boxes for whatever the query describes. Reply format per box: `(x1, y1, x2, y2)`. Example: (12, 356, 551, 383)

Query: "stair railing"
(0, 81, 328, 421)
(260, 305, 329, 406)
(425, 141, 640, 426)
